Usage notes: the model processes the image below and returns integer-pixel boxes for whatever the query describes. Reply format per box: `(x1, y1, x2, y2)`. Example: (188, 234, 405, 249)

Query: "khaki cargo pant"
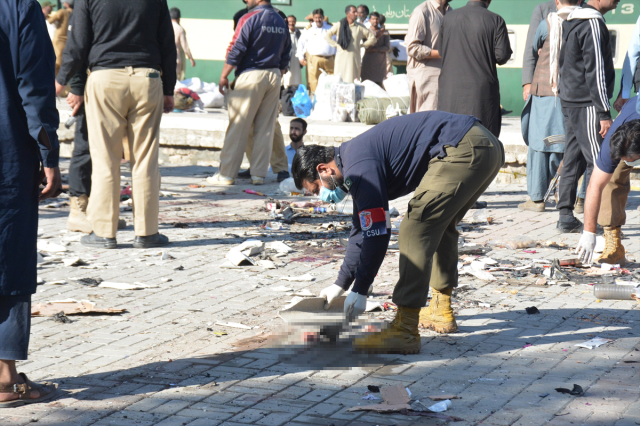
(219, 69, 282, 178)
(393, 124, 505, 309)
(598, 160, 632, 228)
(307, 54, 335, 93)
(85, 67, 163, 238)
(245, 120, 289, 174)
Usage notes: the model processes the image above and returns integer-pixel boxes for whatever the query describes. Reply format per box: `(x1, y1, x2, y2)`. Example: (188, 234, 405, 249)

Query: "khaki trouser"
(393, 124, 505, 309)
(245, 120, 289, 174)
(220, 69, 281, 178)
(307, 54, 335, 93)
(598, 161, 632, 228)
(85, 67, 163, 238)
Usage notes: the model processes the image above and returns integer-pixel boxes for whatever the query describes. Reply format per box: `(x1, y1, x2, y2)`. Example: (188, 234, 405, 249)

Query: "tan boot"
(596, 227, 626, 266)
(574, 198, 585, 214)
(518, 199, 545, 212)
(353, 306, 421, 354)
(419, 288, 458, 333)
(67, 195, 92, 233)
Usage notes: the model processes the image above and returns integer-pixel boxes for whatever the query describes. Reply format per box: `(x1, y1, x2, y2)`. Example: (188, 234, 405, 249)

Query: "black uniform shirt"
(335, 111, 478, 295)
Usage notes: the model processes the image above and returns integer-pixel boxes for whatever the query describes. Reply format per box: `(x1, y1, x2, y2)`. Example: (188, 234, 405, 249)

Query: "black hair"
(379, 14, 386, 25)
(345, 5, 356, 13)
(369, 11, 380, 19)
(291, 145, 335, 190)
(312, 8, 324, 17)
(561, 0, 581, 5)
(170, 7, 181, 20)
(290, 118, 308, 131)
(610, 120, 640, 162)
(358, 4, 370, 14)
(287, 15, 296, 20)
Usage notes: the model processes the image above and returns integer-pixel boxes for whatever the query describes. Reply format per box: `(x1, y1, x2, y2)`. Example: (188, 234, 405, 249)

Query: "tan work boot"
(419, 288, 458, 333)
(574, 198, 585, 214)
(518, 199, 545, 212)
(596, 226, 626, 266)
(67, 195, 92, 233)
(353, 306, 421, 354)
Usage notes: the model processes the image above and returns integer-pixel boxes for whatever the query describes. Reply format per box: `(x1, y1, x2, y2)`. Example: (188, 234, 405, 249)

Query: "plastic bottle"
(279, 177, 301, 194)
(593, 284, 637, 300)
(427, 399, 452, 412)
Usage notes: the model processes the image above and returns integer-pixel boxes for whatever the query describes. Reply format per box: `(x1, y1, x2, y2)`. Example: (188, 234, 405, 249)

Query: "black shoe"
(277, 171, 290, 182)
(237, 169, 251, 179)
(133, 233, 169, 248)
(472, 201, 487, 209)
(81, 232, 117, 249)
(556, 216, 583, 234)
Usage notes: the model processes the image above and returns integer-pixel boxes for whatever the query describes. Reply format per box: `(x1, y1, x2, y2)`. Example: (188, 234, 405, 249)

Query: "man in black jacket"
(55, 0, 176, 249)
(556, 0, 618, 233)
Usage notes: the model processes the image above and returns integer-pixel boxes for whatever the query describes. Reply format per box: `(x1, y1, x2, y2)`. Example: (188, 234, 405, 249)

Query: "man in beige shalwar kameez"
(405, 0, 451, 113)
(171, 8, 196, 82)
(324, 5, 375, 83)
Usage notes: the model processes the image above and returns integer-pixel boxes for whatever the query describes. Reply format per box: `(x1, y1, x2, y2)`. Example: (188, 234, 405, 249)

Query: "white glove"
(575, 231, 596, 264)
(344, 291, 367, 320)
(320, 284, 345, 309)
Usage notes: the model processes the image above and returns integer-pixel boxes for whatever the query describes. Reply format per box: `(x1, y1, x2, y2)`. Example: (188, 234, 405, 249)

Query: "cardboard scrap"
(348, 385, 411, 412)
(32, 300, 125, 317)
(281, 274, 315, 282)
(37, 241, 67, 253)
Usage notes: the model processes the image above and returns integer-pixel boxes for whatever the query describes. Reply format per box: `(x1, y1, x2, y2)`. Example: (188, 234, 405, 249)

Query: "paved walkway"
(2, 161, 639, 426)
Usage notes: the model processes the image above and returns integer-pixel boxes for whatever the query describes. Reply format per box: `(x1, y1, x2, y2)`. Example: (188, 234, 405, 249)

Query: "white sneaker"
(207, 173, 234, 185)
(251, 176, 264, 185)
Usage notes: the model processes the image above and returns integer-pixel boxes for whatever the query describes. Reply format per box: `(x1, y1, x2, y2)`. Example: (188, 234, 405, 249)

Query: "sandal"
(0, 373, 58, 408)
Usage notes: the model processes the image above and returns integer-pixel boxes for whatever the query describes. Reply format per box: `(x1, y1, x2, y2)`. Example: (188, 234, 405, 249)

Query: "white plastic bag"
(383, 74, 410, 98)
(362, 80, 390, 98)
(279, 177, 301, 194)
(199, 91, 225, 108)
(308, 71, 341, 121)
(179, 77, 203, 93)
(389, 39, 408, 61)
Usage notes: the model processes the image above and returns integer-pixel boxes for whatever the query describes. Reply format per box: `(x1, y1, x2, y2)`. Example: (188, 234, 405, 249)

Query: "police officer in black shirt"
(292, 111, 505, 354)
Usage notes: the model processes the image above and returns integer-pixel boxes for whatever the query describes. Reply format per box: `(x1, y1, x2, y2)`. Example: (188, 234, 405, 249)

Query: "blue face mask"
(318, 176, 348, 203)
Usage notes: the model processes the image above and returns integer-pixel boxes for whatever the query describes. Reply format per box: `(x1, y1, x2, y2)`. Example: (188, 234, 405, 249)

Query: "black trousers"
(68, 104, 92, 197)
(557, 106, 603, 216)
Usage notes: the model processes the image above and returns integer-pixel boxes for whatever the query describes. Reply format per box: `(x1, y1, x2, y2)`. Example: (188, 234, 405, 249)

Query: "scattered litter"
(281, 274, 315, 282)
(51, 312, 71, 323)
(362, 394, 380, 400)
(525, 306, 540, 315)
(349, 384, 411, 412)
(70, 277, 103, 287)
(594, 236, 605, 253)
(389, 207, 400, 217)
(98, 282, 159, 290)
(214, 321, 252, 330)
(271, 285, 294, 292)
(257, 260, 277, 269)
(365, 301, 384, 312)
(470, 209, 493, 224)
(428, 395, 460, 401)
(427, 399, 451, 413)
(555, 384, 584, 396)
(161, 251, 176, 260)
(367, 385, 380, 393)
(575, 337, 612, 350)
(45, 280, 67, 285)
(37, 241, 67, 253)
(601, 263, 620, 271)
(265, 241, 294, 253)
(63, 257, 88, 267)
(226, 250, 256, 266)
(32, 300, 125, 317)
(498, 235, 536, 250)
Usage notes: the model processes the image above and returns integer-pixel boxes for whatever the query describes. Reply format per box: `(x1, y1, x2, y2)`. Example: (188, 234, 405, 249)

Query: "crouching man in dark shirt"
(291, 111, 505, 354)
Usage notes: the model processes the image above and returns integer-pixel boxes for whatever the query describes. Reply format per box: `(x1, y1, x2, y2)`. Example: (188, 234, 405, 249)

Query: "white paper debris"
(362, 394, 380, 400)
(257, 260, 277, 269)
(98, 282, 159, 290)
(281, 274, 315, 282)
(601, 263, 619, 271)
(463, 266, 497, 281)
(265, 241, 294, 253)
(365, 301, 384, 312)
(214, 321, 252, 330)
(575, 337, 612, 350)
(63, 257, 87, 267)
(271, 285, 294, 292)
(594, 236, 606, 253)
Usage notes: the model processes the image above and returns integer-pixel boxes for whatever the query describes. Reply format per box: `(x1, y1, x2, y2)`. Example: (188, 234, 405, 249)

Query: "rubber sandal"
(0, 373, 58, 408)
